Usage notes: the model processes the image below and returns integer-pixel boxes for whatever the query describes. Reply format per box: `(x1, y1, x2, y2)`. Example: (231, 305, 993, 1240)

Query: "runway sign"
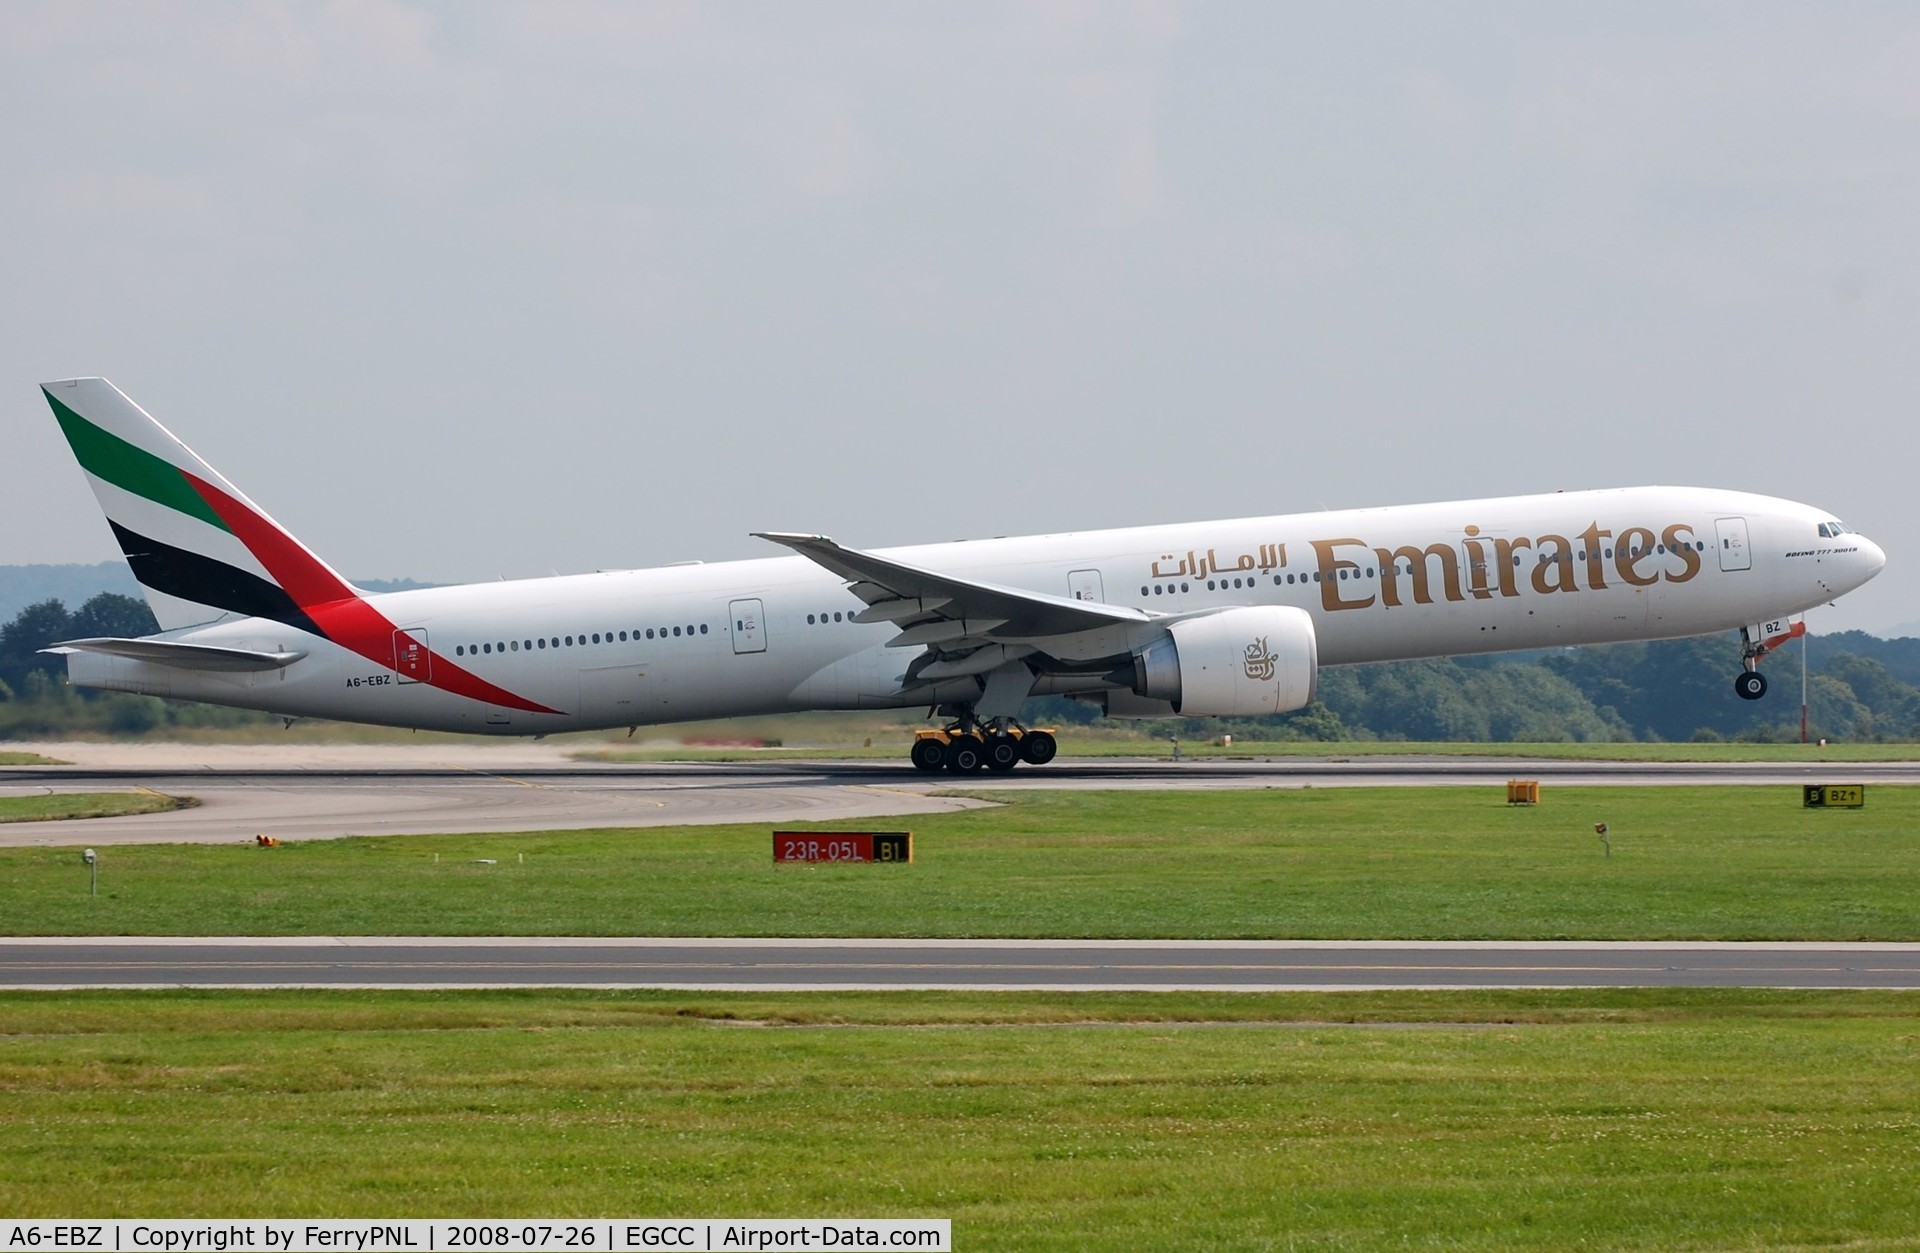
(773, 831, 913, 863)
(1803, 784, 1865, 808)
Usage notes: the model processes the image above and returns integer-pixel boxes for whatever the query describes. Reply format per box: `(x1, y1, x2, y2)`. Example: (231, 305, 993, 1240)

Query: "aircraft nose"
(1860, 534, 1887, 578)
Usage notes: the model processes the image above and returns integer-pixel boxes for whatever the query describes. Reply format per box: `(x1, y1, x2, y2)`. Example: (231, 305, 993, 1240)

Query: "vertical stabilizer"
(40, 377, 359, 633)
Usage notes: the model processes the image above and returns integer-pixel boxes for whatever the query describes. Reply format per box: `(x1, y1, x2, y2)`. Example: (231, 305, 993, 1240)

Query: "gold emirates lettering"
(1310, 522, 1702, 613)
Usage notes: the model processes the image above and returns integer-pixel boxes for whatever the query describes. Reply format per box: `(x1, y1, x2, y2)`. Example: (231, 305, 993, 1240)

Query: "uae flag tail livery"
(44, 377, 360, 635)
(39, 378, 557, 715)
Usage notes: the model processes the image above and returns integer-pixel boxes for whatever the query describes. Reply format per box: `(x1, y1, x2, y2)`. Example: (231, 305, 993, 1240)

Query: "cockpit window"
(1818, 521, 1849, 538)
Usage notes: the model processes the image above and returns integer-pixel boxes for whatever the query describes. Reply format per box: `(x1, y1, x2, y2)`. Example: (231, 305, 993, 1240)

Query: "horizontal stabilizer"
(44, 637, 308, 672)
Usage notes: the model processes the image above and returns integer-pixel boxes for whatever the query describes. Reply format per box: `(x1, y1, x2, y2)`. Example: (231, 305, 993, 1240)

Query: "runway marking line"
(444, 765, 547, 789)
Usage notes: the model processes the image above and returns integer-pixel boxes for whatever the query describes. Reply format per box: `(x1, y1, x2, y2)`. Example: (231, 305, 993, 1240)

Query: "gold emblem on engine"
(1243, 636, 1278, 682)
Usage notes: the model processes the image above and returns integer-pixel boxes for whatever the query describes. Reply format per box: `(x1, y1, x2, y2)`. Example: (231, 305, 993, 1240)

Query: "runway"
(5, 742, 1917, 846)
(5, 937, 1918, 991)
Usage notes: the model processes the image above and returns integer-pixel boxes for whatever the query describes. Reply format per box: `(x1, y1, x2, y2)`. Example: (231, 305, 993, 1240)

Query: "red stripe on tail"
(183, 471, 564, 716)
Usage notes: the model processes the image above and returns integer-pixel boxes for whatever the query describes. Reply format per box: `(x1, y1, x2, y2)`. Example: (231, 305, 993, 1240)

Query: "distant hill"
(357, 577, 442, 594)
(0, 563, 142, 621)
(0, 563, 437, 620)
(1813, 631, 1920, 687)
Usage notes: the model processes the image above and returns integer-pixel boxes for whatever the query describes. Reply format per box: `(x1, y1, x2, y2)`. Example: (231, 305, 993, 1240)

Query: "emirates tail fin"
(40, 377, 360, 634)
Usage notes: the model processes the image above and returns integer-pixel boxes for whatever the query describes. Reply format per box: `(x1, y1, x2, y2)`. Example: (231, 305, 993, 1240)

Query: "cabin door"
(730, 599, 767, 654)
(1715, 517, 1751, 572)
(394, 629, 430, 684)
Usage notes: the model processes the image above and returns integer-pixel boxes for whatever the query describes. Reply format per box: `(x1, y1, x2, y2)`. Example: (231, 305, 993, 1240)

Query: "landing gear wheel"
(945, 735, 986, 773)
(910, 738, 947, 773)
(1019, 730, 1058, 765)
(984, 735, 1021, 772)
(1734, 671, 1768, 701)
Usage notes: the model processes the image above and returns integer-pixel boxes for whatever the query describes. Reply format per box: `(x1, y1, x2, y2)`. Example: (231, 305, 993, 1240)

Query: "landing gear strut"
(1733, 620, 1803, 701)
(910, 713, 1058, 773)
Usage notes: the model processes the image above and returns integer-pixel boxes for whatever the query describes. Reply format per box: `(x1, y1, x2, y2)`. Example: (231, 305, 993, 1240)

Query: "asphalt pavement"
(5, 937, 1919, 991)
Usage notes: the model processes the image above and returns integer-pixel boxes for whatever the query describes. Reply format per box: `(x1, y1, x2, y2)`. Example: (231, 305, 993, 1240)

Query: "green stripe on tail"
(43, 388, 231, 533)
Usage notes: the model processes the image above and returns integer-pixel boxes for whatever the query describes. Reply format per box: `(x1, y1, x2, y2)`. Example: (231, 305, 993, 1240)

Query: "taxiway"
(5, 743, 1916, 847)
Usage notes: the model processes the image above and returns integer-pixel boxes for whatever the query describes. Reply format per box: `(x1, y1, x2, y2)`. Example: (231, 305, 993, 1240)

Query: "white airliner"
(39, 378, 1886, 771)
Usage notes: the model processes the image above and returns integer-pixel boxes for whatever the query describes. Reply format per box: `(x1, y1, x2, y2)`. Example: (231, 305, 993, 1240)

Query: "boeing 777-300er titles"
(37, 378, 1887, 772)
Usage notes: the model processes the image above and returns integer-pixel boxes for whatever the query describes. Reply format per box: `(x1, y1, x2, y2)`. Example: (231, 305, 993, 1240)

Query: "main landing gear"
(910, 717, 1058, 774)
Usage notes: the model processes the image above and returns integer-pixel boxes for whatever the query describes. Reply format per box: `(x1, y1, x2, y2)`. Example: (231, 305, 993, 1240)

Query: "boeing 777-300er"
(37, 378, 1887, 771)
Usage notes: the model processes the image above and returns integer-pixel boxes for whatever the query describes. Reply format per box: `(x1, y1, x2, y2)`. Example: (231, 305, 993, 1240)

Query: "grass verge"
(0, 753, 65, 766)
(5, 787, 1917, 939)
(0, 792, 189, 824)
(1, 988, 1916, 1248)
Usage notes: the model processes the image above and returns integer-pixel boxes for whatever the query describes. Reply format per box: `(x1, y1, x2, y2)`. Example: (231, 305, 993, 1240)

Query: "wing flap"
(886, 618, 1009, 648)
(915, 643, 1038, 680)
(851, 596, 953, 625)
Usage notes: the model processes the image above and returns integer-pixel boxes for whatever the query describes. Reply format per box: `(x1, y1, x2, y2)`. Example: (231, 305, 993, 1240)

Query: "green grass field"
(0, 752, 64, 766)
(7, 785, 1919, 1245)
(2, 989, 1916, 1248)
(6, 787, 1917, 939)
(0, 792, 188, 823)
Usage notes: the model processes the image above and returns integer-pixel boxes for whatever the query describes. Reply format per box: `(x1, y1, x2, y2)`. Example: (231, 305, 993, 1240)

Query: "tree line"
(1036, 630, 1920, 744)
(0, 594, 266, 735)
(4, 595, 1918, 742)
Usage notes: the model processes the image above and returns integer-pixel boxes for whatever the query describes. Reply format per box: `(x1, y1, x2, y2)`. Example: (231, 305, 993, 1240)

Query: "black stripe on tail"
(109, 521, 324, 637)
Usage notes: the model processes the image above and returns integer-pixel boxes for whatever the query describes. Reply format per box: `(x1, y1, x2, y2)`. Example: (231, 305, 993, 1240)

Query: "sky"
(3, 2, 1916, 635)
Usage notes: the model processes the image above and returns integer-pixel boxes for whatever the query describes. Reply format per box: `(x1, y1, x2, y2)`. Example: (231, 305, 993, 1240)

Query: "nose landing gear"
(1733, 618, 1805, 701)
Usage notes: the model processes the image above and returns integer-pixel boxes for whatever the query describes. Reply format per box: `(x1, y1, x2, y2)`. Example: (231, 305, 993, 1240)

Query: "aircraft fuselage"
(64, 484, 1885, 734)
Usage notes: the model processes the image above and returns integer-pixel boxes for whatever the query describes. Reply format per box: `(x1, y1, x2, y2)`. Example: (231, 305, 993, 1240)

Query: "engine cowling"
(1129, 606, 1317, 717)
(1097, 690, 1181, 719)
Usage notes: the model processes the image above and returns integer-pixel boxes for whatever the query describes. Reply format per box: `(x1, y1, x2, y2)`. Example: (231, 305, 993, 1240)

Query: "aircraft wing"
(44, 637, 309, 672)
(753, 532, 1152, 643)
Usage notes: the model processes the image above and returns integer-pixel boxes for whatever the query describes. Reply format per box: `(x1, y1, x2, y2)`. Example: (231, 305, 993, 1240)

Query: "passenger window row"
(455, 623, 709, 657)
(1143, 572, 1333, 597)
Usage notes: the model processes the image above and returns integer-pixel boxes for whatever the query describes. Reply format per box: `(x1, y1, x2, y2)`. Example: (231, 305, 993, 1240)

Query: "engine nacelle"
(1097, 690, 1182, 719)
(1129, 606, 1317, 717)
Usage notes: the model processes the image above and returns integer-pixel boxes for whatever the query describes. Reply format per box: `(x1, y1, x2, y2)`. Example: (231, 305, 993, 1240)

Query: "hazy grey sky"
(4, 2, 1915, 634)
